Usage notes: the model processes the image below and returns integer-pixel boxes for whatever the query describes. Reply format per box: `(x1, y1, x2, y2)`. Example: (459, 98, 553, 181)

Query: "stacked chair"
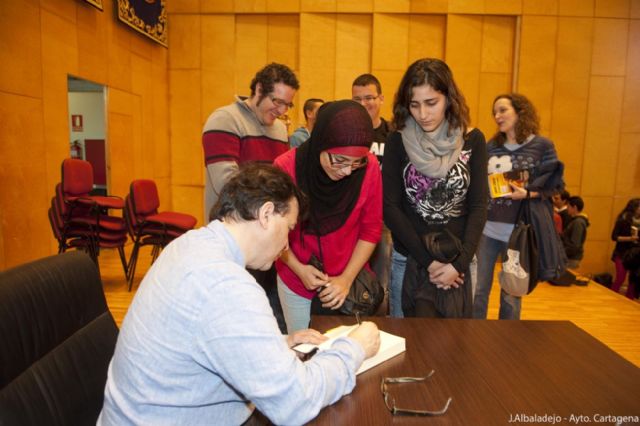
(124, 179, 196, 291)
(48, 159, 128, 276)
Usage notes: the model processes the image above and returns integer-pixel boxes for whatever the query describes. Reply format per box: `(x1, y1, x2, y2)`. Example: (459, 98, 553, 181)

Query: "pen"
(355, 311, 361, 325)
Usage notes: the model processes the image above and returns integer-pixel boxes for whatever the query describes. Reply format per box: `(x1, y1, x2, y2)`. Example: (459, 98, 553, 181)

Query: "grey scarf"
(400, 117, 463, 179)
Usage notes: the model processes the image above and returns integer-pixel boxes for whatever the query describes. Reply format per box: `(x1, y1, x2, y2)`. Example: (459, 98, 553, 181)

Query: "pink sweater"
(274, 149, 383, 299)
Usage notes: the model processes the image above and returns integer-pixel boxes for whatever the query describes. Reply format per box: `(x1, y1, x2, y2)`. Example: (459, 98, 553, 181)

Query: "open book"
(488, 170, 528, 198)
(294, 325, 406, 375)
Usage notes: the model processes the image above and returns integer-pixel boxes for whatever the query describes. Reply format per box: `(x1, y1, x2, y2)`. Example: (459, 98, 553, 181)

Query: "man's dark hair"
(559, 190, 570, 201)
(568, 196, 584, 212)
(352, 73, 382, 94)
(210, 163, 307, 222)
(303, 98, 324, 116)
(250, 63, 300, 98)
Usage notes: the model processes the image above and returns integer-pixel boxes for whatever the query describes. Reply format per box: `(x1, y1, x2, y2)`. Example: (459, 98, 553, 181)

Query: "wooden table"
(308, 317, 640, 425)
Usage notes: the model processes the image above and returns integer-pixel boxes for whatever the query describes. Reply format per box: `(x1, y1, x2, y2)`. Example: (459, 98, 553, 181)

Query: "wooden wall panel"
(592, 19, 628, 76)
(338, 0, 374, 12)
(234, 0, 267, 13)
(622, 20, 640, 133)
(523, 0, 558, 15)
(301, 0, 336, 13)
(633, 0, 640, 18)
(372, 14, 409, 71)
(169, 15, 201, 70)
(616, 133, 640, 196)
(558, 0, 594, 16)
(201, 0, 234, 13)
(411, 0, 448, 13)
(595, 0, 630, 17)
(167, 0, 200, 13)
(235, 15, 269, 95)
(375, 0, 410, 13)
(518, 15, 557, 134)
(299, 13, 336, 104)
(0, 93, 48, 269)
(407, 14, 446, 63)
(446, 15, 483, 127)
(266, 0, 300, 13)
(581, 76, 625, 196)
(335, 15, 372, 100)
(550, 18, 593, 189)
(76, 5, 108, 85)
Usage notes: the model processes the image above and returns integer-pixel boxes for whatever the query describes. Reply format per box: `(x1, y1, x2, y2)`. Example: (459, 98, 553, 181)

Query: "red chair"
(57, 159, 128, 275)
(125, 179, 196, 290)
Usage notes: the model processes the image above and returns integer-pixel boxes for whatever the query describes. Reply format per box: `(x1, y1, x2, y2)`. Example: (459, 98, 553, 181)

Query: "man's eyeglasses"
(327, 152, 368, 170)
(380, 372, 452, 416)
(352, 95, 379, 103)
(269, 94, 294, 110)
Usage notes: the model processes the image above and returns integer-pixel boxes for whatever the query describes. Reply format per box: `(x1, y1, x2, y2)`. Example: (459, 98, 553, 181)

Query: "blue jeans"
(389, 248, 407, 318)
(277, 275, 312, 333)
(472, 234, 521, 320)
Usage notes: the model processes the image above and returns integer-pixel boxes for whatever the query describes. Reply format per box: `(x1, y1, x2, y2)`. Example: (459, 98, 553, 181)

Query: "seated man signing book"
(99, 164, 380, 426)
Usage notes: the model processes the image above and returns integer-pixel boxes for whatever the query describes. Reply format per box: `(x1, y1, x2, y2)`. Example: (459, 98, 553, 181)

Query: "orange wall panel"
(202, 0, 234, 13)
(408, 14, 446, 63)
(335, 14, 372, 100)
(299, 13, 337, 103)
(76, 5, 108, 85)
(411, 0, 449, 13)
(235, 15, 269, 95)
(615, 133, 640, 196)
(372, 14, 409, 71)
(558, 0, 594, 16)
(169, 14, 201, 70)
(591, 18, 628, 76)
(595, 0, 630, 17)
(581, 76, 625, 196)
(523, 0, 558, 15)
(446, 15, 483, 126)
(518, 15, 557, 132)
(621, 20, 640, 133)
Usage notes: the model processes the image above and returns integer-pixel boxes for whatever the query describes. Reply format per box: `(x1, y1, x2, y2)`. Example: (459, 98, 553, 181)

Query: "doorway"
(67, 76, 108, 196)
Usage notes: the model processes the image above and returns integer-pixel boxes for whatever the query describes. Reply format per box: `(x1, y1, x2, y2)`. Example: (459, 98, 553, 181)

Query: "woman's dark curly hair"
(392, 58, 470, 135)
(492, 93, 539, 146)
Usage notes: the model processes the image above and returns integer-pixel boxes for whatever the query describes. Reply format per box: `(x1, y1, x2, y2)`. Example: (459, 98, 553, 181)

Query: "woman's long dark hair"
(392, 58, 470, 135)
(491, 93, 539, 146)
(617, 198, 640, 223)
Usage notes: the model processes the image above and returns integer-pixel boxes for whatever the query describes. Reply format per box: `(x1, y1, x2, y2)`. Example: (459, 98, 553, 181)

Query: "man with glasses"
(203, 63, 299, 219)
(202, 63, 299, 334)
(351, 73, 392, 167)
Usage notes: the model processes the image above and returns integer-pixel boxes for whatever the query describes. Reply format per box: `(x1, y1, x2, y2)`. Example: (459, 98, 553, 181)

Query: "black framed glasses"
(352, 95, 379, 103)
(327, 152, 368, 170)
(269, 94, 294, 110)
(380, 371, 452, 416)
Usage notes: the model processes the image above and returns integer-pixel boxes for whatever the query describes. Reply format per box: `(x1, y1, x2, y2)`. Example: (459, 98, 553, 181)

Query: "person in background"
(473, 93, 565, 320)
(352, 74, 401, 317)
(201, 63, 299, 333)
(611, 198, 640, 299)
(562, 196, 589, 269)
(99, 164, 380, 425)
(553, 189, 571, 231)
(383, 58, 487, 318)
(289, 98, 324, 148)
(275, 100, 382, 333)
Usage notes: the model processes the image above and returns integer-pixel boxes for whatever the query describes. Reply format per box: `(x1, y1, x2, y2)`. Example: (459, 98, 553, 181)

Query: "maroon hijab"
(295, 100, 374, 235)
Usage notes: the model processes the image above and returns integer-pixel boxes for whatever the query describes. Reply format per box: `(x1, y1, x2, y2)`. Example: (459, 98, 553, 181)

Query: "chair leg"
(127, 242, 141, 292)
(118, 246, 128, 278)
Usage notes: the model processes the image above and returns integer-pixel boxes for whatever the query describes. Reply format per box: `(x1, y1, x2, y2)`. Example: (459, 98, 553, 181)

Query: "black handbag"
(308, 238, 383, 316)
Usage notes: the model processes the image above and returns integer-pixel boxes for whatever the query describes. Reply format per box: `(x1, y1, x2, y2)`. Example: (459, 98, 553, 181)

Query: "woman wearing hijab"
(274, 100, 383, 333)
(383, 58, 487, 318)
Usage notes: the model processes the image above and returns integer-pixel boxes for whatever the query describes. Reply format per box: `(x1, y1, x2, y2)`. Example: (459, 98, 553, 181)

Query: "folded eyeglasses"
(380, 371, 452, 416)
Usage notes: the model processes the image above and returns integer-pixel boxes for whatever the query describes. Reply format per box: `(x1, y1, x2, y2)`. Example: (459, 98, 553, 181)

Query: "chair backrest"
(62, 158, 94, 197)
(130, 179, 160, 217)
(0, 251, 118, 425)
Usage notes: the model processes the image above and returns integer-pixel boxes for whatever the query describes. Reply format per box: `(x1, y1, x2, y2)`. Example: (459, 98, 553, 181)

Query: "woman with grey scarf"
(382, 58, 488, 318)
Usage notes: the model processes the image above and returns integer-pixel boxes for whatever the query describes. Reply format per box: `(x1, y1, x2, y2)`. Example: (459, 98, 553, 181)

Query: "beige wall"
(0, 0, 168, 269)
(1, 0, 638, 276)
